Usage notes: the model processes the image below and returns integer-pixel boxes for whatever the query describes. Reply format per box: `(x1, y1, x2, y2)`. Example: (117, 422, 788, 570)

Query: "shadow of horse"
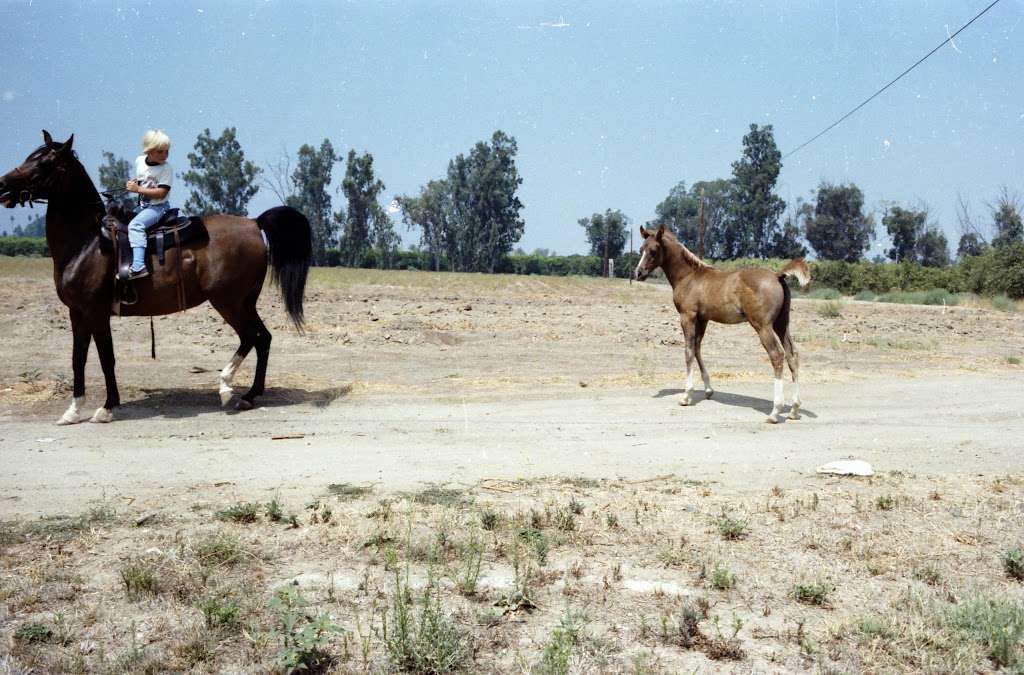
(117, 385, 353, 420)
(655, 388, 818, 419)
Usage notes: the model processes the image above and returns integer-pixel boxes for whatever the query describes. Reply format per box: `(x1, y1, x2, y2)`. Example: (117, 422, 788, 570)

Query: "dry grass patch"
(1, 474, 1023, 672)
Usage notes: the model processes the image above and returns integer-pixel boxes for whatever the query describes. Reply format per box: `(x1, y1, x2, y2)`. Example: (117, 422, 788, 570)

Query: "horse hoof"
(679, 397, 692, 407)
(89, 408, 114, 423)
(765, 414, 779, 424)
(219, 388, 234, 407)
(234, 399, 253, 412)
(705, 389, 715, 399)
(56, 412, 82, 426)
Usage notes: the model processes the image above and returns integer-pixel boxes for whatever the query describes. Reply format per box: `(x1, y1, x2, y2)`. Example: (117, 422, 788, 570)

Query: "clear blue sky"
(1, 0, 1021, 257)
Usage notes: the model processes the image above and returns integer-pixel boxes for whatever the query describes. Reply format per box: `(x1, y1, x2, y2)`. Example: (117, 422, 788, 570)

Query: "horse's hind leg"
(694, 317, 713, 399)
(219, 344, 252, 406)
(210, 299, 258, 409)
(754, 324, 787, 423)
(783, 333, 801, 419)
(237, 312, 272, 410)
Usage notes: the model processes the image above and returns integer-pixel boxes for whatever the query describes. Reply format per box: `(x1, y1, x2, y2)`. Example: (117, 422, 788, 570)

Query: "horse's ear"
(62, 134, 74, 152)
(42, 130, 53, 145)
(655, 223, 666, 241)
(640, 226, 650, 239)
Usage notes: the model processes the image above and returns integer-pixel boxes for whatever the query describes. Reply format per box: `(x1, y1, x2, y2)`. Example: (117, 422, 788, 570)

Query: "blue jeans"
(128, 202, 170, 249)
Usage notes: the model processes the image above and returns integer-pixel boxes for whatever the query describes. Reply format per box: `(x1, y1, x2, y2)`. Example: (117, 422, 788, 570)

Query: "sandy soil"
(1, 259, 1022, 518)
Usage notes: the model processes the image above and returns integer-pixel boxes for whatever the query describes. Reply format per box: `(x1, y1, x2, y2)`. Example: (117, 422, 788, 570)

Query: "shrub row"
(6, 235, 1022, 298)
(0, 237, 48, 257)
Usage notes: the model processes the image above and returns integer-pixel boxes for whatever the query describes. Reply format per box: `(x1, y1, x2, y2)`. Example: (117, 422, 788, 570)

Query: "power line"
(784, 0, 1003, 160)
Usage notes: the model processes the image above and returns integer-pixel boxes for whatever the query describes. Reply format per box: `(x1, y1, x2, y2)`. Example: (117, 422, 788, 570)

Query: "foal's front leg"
(679, 314, 697, 406)
(694, 317, 713, 399)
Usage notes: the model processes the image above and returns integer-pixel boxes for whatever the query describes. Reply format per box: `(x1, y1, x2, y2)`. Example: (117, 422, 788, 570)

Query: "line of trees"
(84, 127, 527, 272)
(396, 131, 525, 273)
(584, 124, 1021, 271)
(4, 122, 1021, 296)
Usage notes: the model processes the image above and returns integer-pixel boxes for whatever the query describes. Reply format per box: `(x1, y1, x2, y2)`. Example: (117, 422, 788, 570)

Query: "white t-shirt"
(134, 155, 173, 205)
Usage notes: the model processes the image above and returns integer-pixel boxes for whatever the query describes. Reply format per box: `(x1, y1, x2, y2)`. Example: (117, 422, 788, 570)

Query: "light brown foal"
(633, 224, 810, 423)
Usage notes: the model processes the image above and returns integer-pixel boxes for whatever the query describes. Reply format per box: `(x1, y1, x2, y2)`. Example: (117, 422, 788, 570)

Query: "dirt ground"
(1, 258, 1022, 518)
(1, 257, 1024, 673)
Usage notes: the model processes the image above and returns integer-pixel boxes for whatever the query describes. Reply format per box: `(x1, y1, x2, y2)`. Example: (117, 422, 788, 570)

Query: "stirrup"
(124, 267, 149, 281)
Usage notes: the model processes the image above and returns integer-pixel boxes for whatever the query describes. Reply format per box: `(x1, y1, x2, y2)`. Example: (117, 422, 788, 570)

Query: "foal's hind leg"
(754, 324, 787, 423)
(783, 333, 801, 419)
(694, 317, 713, 399)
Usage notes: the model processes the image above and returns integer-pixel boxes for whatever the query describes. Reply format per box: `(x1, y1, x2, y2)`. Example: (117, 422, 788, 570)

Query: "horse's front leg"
(89, 318, 119, 423)
(679, 314, 697, 406)
(57, 311, 92, 425)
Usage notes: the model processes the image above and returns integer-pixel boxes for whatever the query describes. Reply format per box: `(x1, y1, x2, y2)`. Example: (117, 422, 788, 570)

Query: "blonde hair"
(142, 129, 171, 153)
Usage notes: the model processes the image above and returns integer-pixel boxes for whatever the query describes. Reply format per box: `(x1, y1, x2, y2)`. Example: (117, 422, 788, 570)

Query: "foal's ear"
(62, 134, 75, 152)
(42, 130, 53, 145)
(640, 225, 650, 239)
(655, 223, 666, 240)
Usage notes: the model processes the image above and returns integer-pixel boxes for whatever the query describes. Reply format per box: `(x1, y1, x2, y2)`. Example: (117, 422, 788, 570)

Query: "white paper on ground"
(816, 459, 874, 476)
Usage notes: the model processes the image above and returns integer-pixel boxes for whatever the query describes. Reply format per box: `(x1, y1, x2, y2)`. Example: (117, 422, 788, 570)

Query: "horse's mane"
(660, 229, 712, 271)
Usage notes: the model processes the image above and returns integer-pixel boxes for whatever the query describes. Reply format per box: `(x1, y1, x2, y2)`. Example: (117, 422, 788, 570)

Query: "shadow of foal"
(634, 224, 810, 423)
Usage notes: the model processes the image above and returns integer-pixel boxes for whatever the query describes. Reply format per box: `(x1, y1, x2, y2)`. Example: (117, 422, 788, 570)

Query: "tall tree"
(916, 227, 950, 267)
(579, 209, 628, 259)
(883, 205, 927, 262)
(97, 151, 136, 211)
(728, 124, 786, 258)
(769, 199, 809, 259)
(182, 127, 261, 216)
(285, 140, 339, 265)
(804, 182, 875, 262)
(991, 189, 1024, 249)
(339, 150, 395, 267)
(397, 179, 455, 271)
(446, 130, 525, 273)
(956, 232, 986, 259)
(653, 179, 734, 258)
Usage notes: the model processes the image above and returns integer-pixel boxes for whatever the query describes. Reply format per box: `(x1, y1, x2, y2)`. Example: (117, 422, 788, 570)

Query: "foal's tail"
(257, 206, 312, 330)
(774, 258, 809, 342)
(779, 258, 810, 287)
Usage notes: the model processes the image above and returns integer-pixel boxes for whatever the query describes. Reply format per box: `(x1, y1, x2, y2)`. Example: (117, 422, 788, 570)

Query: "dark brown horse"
(633, 224, 810, 423)
(0, 131, 312, 424)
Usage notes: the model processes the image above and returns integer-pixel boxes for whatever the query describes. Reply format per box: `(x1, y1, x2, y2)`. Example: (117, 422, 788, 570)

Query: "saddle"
(99, 206, 209, 306)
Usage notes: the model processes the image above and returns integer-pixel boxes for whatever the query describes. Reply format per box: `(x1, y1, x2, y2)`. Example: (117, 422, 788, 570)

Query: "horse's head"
(634, 224, 668, 281)
(0, 130, 76, 208)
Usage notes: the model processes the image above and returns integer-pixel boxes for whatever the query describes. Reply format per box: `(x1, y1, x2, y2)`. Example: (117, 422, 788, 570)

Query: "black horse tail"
(257, 206, 312, 330)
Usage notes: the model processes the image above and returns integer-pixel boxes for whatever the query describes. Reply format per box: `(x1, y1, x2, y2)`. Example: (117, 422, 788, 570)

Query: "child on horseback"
(124, 129, 173, 279)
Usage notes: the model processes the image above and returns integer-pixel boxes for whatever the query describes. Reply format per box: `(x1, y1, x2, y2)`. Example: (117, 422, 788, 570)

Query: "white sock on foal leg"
(789, 381, 801, 419)
(680, 370, 694, 406)
(766, 378, 784, 423)
(57, 396, 85, 425)
(219, 354, 243, 406)
(700, 367, 713, 398)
